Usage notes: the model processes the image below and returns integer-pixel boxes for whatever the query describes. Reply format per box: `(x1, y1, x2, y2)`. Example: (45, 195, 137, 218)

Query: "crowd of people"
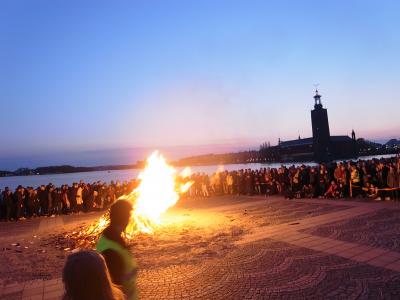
(2, 157, 400, 299)
(187, 156, 400, 201)
(1, 156, 400, 222)
(0, 180, 138, 221)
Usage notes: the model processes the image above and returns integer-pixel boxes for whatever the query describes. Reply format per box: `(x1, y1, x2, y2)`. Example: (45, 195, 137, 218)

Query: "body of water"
(0, 154, 396, 190)
(0, 162, 311, 190)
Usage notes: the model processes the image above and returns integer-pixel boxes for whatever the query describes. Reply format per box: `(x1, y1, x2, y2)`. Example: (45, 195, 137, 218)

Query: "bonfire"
(69, 151, 193, 247)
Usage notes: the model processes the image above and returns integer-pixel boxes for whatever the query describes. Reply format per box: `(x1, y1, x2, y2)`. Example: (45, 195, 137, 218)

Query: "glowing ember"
(84, 212, 110, 237)
(80, 151, 193, 240)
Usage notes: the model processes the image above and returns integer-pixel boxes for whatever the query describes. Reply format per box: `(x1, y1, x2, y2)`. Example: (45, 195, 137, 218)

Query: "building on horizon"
(275, 90, 358, 162)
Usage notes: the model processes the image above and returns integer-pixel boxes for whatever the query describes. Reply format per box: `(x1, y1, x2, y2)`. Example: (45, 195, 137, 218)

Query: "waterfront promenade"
(1, 196, 400, 299)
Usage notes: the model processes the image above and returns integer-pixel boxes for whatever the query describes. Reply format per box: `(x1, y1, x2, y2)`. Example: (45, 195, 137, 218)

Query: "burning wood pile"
(65, 151, 193, 248)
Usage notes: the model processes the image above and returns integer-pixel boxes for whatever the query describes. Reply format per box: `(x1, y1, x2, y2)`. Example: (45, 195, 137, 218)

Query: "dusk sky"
(1, 0, 399, 170)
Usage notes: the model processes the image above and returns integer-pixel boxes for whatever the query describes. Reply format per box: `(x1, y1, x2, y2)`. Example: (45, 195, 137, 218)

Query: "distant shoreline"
(2, 137, 399, 178)
(1, 152, 398, 179)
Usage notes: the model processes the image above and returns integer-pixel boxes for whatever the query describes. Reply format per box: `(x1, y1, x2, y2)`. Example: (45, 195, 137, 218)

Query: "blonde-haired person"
(63, 250, 125, 300)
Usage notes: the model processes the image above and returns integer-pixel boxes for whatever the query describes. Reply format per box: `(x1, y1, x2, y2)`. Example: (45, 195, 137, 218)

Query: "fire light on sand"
(80, 151, 193, 242)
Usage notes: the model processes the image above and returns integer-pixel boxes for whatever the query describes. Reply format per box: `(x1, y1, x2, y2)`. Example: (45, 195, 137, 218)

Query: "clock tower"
(311, 90, 331, 162)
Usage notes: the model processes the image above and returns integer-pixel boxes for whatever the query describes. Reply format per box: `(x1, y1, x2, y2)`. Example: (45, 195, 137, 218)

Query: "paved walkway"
(0, 211, 102, 238)
(1, 198, 400, 299)
(236, 199, 400, 272)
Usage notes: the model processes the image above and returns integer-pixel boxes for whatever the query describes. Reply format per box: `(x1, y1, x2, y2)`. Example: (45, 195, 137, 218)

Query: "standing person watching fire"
(96, 200, 138, 300)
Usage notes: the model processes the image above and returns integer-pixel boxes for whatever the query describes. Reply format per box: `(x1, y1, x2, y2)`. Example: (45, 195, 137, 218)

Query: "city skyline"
(1, 0, 399, 169)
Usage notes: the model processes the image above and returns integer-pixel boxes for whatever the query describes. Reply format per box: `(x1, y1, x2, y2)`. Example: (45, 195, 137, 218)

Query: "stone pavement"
(1, 278, 63, 300)
(2, 198, 400, 299)
(236, 200, 400, 272)
(0, 211, 102, 238)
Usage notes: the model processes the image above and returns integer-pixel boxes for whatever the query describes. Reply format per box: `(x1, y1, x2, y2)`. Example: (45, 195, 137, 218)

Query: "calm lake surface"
(0, 154, 396, 190)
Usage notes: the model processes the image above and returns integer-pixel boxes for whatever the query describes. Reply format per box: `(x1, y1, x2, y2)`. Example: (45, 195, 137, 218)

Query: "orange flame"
(128, 151, 193, 234)
(85, 151, 193, 237)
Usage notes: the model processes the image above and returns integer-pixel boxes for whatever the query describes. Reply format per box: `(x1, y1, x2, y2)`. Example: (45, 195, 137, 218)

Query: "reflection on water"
(0, 154, 396, 190)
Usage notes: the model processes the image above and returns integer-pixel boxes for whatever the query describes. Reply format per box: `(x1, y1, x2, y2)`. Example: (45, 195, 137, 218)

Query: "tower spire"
(313, 89, 322, 107)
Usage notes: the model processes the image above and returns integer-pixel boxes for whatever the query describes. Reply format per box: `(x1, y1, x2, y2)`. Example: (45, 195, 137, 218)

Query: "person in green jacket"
(97, 200, 138, 300)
